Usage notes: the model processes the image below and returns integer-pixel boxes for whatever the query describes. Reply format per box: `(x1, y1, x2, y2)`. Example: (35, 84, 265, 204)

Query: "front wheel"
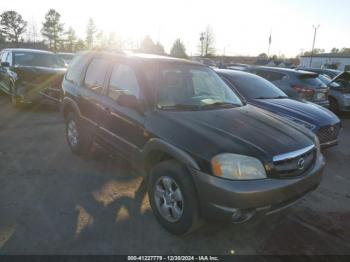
(148, 160, 202, 235)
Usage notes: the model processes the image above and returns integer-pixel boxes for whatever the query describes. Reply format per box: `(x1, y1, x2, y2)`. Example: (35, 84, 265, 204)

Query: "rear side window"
(1, 52, 8, 63)
(299, 75, 326, 88)
(108, 64, 141, 100)
(66, 54, 90, 85)
(84, 58, 110, 93)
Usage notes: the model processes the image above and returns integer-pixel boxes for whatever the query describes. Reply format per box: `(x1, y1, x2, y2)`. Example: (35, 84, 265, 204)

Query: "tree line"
(1, 9, 212, 59)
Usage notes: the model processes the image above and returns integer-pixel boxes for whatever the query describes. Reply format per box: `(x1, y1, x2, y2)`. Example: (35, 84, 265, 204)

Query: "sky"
(1, 0, 350, 57)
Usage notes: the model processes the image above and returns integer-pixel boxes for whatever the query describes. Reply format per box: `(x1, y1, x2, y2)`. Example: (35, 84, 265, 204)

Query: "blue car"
(216, 69, 341, 148)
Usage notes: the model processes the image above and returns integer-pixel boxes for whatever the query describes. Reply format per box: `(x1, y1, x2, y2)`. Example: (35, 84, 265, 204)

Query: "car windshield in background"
(13, 52, 65, 68)
(58, 54, 74, 62)
(299, 74, 327, 88)
(157, 64, 243, 110)
(318, 74, 340, 88)
(228, 74, 288, 100)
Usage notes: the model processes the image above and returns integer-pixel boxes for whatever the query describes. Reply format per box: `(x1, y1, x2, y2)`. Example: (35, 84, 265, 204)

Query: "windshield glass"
(226, 74, 287, 99)
(318, 74, 340, 88)
(13, 52, 65, 68)
(156, 64, 243, 110)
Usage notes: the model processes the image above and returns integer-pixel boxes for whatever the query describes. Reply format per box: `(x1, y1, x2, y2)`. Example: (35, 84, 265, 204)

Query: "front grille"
(317, 123, 341, 144)
(272, 146, 316, 178)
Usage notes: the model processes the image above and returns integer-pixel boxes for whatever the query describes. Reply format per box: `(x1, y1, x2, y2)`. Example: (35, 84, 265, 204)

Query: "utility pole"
(309, 25, 320, 67)
(200, 32, 205, 57)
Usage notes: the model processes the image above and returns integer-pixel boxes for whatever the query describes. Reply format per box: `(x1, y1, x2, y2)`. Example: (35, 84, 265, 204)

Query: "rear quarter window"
(65, 54, 91, 85)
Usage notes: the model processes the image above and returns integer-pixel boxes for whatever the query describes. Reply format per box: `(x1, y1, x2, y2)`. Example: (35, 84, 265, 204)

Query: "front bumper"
(191, 153, 325, 223)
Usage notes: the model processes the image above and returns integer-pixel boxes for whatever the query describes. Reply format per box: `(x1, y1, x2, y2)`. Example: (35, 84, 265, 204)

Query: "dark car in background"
(247, 66, 330, 107)
(298, 68, 350, 113)
(216, 69, 341, 148)
(0, 48, 67, 106)
(61, 51, 324, 235)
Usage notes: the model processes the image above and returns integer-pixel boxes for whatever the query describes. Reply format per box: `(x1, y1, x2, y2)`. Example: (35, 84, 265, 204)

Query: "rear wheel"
(329, 97, 339, 114)
(65, 112, 91, 155)
(148, 160, 202, 235)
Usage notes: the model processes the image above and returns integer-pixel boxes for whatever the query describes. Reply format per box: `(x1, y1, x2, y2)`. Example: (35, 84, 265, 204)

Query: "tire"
(11, 85, 21, 108)
(65, 112, 91, 155)
(329, 97, 339, 114)
(148, 160, 202, 235)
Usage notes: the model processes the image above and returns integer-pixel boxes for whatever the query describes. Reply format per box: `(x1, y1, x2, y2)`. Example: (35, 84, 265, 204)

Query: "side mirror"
(1, 62, 10, 67)
(117, 94, 140, 109)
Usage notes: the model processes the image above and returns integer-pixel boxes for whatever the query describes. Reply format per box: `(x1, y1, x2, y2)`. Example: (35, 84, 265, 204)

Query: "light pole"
(309, 25, 320, 67)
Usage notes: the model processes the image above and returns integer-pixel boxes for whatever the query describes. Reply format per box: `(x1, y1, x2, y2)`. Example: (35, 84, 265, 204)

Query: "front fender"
(141, 138, 200, 171)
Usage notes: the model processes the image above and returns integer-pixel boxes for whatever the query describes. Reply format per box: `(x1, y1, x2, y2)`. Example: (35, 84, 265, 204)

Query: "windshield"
(58, 54, 74, 62)
(226, 74, 288, 99)
(318, 74, 340, 88)
(13, 52, 65, 68)
(156, 64, 243, 110)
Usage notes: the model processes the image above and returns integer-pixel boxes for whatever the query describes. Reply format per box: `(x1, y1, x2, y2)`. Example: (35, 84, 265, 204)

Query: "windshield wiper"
(255, 96, 288, 99)
(200, 102, 240, 108)
(158, 104, 200, 111)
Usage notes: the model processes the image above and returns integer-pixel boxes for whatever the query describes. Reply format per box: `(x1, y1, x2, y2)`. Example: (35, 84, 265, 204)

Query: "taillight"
(292, 85, 315, 95)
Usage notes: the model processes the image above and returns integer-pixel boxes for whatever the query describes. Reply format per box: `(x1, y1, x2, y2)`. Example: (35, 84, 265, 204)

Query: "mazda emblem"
(297, 157, 305, 170)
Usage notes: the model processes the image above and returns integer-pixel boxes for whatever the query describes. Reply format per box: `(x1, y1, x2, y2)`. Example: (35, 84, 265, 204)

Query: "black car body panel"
(61, 51, 324, 223)
(0, 48, 66, 103)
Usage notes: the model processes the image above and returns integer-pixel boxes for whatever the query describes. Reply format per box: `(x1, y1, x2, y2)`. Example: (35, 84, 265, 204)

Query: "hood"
(14, 66, 66, 87)
(250, 98, 340, 127)
(146, 104, 314, 163)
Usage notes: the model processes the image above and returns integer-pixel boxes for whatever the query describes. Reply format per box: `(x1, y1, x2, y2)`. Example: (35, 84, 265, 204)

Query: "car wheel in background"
(65, 112, 91, 155)
(148, 160, 202, 235)
(11, 84, 21, 108)
(329, 97, 339, 114)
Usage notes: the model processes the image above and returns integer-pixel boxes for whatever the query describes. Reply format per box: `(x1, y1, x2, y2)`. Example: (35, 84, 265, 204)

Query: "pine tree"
(41, 9, 64, 51)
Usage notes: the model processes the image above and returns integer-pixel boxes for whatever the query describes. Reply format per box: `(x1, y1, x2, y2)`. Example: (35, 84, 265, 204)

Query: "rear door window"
(108, 63, 141, 100)
(84, 58, 110, 93)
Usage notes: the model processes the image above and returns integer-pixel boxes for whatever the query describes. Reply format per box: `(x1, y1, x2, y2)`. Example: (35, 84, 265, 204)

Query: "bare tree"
(198, 26, 215, 57)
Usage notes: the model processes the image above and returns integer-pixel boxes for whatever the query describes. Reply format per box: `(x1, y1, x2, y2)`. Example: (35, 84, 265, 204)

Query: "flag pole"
(268, 29, 272, 58)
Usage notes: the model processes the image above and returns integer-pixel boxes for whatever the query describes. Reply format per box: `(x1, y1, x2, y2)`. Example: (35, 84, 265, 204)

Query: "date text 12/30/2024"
(127, 256, 220, 261)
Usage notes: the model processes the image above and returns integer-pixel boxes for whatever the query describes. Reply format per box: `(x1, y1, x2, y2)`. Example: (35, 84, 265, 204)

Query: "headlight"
(211, 153, 267, 180)
(285, 116, 316, 130)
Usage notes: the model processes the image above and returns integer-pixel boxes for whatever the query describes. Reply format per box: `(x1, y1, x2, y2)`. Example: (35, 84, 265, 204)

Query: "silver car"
(247, 67, 329, 107)
(318, 72, 350, 113)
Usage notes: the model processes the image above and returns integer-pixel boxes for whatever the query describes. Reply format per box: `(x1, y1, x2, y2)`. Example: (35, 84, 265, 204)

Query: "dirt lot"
(0, 94, 349, 255)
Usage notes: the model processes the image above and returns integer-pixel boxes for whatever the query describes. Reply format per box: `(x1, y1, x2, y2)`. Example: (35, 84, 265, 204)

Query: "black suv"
(61, 51, 324, 235)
